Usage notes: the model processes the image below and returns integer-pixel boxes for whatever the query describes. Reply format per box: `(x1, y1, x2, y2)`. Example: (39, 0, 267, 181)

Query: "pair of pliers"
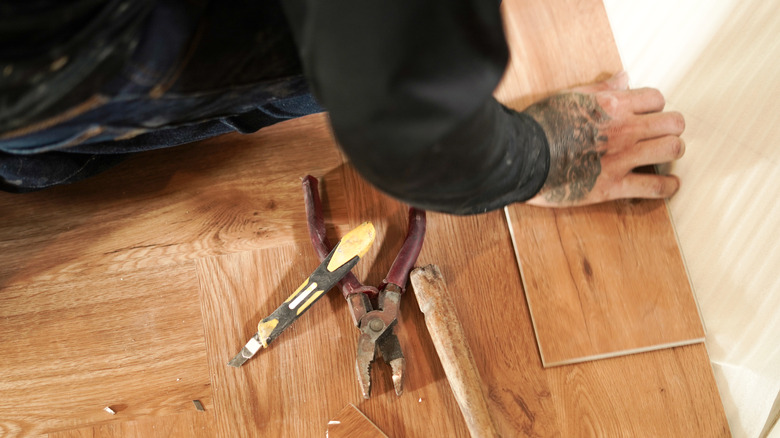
(302, 175, 426, 399)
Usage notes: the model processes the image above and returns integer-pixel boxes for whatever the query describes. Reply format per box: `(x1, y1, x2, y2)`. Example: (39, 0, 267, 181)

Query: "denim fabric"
(0, 0, 323, 192)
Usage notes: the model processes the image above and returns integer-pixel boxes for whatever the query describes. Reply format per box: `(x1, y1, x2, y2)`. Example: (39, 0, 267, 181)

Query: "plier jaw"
(302, 175, 426, 399)
(355, 286, 405, 399)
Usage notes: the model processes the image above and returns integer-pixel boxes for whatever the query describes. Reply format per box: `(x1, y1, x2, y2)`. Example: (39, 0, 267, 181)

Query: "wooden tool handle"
(410, 265, 500, 438)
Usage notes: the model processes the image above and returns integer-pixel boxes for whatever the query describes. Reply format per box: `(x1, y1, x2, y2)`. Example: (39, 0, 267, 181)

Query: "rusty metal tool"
(410, 264, 500, 438)
(302, 175, 426, 398)
(228, 220, 375, 368)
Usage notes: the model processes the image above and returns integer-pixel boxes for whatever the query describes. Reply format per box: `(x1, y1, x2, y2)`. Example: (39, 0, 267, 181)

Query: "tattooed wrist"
(525, 93, 610, 203)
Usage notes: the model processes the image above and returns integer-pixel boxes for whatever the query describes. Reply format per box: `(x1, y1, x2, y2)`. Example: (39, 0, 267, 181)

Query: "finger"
(616, 173, 681, 199)
(571, 71, 629, 93)
(634, 111, 685, 139)
(627, 87, 666, 114)
(603, 70, 630, 91)
(620, 136, 685, 168)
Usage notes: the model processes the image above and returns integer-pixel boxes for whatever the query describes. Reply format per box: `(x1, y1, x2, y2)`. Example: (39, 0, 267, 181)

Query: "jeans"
(0, 0, 322, 192)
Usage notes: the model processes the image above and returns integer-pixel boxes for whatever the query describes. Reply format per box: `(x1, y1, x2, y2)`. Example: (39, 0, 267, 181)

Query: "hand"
(523, 71, 685, 207)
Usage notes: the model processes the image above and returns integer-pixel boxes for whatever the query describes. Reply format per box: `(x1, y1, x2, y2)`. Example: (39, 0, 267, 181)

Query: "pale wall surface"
(603, 1, 780, 437)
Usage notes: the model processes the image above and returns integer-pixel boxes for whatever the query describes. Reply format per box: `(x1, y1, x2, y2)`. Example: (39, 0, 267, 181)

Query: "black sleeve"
(281, 0, 549, 215)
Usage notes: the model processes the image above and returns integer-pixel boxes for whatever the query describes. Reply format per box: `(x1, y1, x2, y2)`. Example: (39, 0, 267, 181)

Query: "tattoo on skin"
(525, 93, 610, 203)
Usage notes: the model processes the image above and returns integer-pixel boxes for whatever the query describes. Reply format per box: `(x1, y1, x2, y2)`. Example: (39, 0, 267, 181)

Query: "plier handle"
(302, 175, 426, 398)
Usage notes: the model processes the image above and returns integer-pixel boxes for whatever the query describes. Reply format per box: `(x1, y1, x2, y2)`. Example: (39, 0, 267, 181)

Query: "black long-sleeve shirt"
(282, 0, 549, 214)
(0, 0, 549, 214)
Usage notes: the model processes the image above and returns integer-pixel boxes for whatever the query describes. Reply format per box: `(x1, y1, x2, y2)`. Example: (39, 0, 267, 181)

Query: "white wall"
(603, 1, 780, 436)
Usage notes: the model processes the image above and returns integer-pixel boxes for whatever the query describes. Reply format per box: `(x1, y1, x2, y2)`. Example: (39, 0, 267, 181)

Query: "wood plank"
(326, 404, 389, 438)
(495, 0, 623, 108)
(0, 264, 211, 436)
(0, 113, 347, 286)
(497, 0, 705, 366)
(506, 203, 704, 365)
(48, 411, 216, 438)
(547, 344, 730, 437)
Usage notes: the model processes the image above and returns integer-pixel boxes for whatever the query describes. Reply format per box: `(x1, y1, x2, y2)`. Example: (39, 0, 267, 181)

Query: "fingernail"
(671, 176, 681, 195)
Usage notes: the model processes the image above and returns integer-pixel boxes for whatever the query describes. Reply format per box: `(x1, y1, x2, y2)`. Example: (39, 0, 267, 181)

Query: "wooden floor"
(506, 202, 704, 366)
(0, 0, 729, 437)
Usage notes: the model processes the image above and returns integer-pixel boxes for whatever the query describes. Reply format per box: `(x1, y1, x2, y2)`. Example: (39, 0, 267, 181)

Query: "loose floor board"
(326, 404, 389, 438)
(496, 0, 705, 366)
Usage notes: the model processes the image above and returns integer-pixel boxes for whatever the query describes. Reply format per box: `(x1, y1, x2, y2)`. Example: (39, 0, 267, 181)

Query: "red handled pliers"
(302, 175, 426, 399)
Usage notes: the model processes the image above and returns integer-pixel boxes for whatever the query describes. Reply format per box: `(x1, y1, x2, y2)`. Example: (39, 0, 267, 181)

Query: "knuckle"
(648, 179, 667, 197)
(647, 176, 680, 197)
(597, 92, 620, 113)
(653, 181, 665, 196)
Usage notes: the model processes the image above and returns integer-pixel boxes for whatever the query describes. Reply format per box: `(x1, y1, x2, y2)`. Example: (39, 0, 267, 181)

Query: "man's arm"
(281, 1, 684, 214)
(281, 0, 550, 214)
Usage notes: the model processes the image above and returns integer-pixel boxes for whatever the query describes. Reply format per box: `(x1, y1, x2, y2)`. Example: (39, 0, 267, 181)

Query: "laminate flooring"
(0, 0, 729, 436)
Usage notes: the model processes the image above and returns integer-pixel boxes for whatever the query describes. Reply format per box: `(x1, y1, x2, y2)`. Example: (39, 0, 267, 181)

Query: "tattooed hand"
(524, 72, 685, 207)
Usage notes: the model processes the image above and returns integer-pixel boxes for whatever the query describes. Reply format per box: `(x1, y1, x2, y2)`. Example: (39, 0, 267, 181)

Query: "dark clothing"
(0, 0, 320, 191)
(0, 0, 549, 214)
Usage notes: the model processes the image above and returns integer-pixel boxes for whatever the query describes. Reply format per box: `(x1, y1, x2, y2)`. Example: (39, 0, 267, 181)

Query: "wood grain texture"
(196, 244, 358, 437)
(48, 411, 216, 438)
(494, 0, 623, 108)
(326, 404, 389, 438)
(0, 113, 347, 286)
(0, 264, 211, 436)
(505, 203, 704, 366)
(498, 0, 705, 366)
(546, 344, 730, 437)
(418, 193, 729, 436)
